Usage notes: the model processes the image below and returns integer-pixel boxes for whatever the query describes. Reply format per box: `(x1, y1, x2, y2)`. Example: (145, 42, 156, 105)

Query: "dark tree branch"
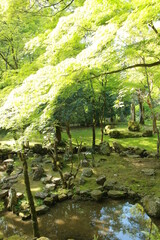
(0, 52, 16, 69)
(87, 60, 160, 81)
(148, 21, 159, 35)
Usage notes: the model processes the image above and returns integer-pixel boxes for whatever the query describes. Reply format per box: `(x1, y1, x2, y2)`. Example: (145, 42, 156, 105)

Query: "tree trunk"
(100, 117, 103, 143)
(56, 125, 61, 144)
(131, 103, 136, 122)
(19, 152, 40, 238)
(137, 90, 145, 125)
(92, 117, 96, 153)
(153, 114, 157, 134)
(139, 101, 145, 125)
(143, 57, 157, 134)
(157, 128, 160, 159)
(66, 122, 72, 152)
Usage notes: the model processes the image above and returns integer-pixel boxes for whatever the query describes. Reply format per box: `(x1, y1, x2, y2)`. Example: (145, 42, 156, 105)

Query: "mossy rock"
(109, 130, 121, 138)
(99, 141, 111, 155)
(104, 125, 114, 135)
(128, 121, 140, 132)
(142, 130, 153, 137)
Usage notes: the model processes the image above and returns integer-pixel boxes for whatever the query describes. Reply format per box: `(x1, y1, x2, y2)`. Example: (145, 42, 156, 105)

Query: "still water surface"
(0, 200, 160, 240)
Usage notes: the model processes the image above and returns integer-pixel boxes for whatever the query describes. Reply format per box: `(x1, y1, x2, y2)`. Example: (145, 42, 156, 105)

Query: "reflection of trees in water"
(91, 202, 160, 240)
(1, 201, 160, 240)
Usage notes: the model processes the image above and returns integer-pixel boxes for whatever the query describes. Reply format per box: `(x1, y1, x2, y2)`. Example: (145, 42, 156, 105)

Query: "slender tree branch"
(87, 60, 160, 81)
(148, 21, 159, 35)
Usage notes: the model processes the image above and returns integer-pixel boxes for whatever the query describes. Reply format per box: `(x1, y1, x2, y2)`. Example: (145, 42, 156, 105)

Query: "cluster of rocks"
(94, 141, 155, 158)
(0, 167, 23, 190)
(112, 142, 155, 158)
(75, 175, 140, 202)
(104, 124, 153, 139)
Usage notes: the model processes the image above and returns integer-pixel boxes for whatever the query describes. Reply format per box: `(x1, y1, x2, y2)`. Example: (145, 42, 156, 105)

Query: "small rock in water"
(36, 205, 49, 215)
(91, 190, 103, 201)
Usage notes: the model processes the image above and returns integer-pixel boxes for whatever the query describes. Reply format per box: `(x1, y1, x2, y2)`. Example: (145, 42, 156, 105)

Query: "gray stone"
(141, 196, 160, 217)
(51, 193, 58, 203)
(141, 169, 155, 176)
(3, 174, 18, 183)
(91, 190, 103, 201)
(113, 142, 125, 153)
(67, 192, 73, 199)
(1, 182, 11, 189)
(43, 197, 54, 206)
(36, 205, 49, 215)
(81, 159, 90, 167)
(103, 180, 117, 190)
(79, 177, 86, 185)
(81, 168, 93, 178)
(128, 190, 139, 200)
(52, 177, 61, 185)
(19, 211, 31, 220)
(45, 183, 56, 191)
(142, 130, 153, 137)
(58, 193, 68, 202)
(96, 176, 106, 186)
(16, 192, 24, 200)
(3, 159, 14, 164)
(108, 190, 127, 199)
(35, 192, 50, 199)
(33, 166, 45, 181)
(0, 190, 8, 199)
(99, 141, 111, 156)
(79, 190, 90, 198)
(41, 175, 53, 184)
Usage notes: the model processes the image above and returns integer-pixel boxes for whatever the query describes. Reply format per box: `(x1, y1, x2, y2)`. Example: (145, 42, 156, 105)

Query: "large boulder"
(45, 183, 56, 191)
(96, 176, 106, 186)
(128, 121, 140, 132)
(108, 190, 127, 199)
(0, 190, 8, 199)
(33, 166, 45, 181)
(142, 130, 153, 137)
(58, 193, 68, 202)
(43, 197, 54, 206)
(104, 125, 113, 135)
(35, 192, 50, 199)
(31, 144, 48, 155)
(91, 190, 103, 201)
(113, 142, 126, 153)
(36, 205, 49, 215)
(81, 168, 93, 178)
(99, 142, 111, 156)
(141, 196, 160, 217)
(109, 130, 121, 138)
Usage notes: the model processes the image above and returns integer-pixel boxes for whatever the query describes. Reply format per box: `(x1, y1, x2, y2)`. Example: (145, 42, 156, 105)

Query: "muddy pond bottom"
(0, 200, 160, 240)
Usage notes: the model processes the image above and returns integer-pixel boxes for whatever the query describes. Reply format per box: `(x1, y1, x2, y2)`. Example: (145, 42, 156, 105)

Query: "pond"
(0, 200, 160, 240)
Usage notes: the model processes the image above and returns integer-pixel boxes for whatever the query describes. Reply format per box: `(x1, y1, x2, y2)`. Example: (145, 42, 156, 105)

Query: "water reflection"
(0, 200, 160, 240)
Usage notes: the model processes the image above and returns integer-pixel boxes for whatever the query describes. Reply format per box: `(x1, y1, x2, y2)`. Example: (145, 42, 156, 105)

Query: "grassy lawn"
(62, 125, 158, 152)
(0, 122, 159, 153)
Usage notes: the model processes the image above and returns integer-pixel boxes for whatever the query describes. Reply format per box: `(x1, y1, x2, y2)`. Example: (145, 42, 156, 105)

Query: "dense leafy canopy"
(0, 0, 160, 132)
